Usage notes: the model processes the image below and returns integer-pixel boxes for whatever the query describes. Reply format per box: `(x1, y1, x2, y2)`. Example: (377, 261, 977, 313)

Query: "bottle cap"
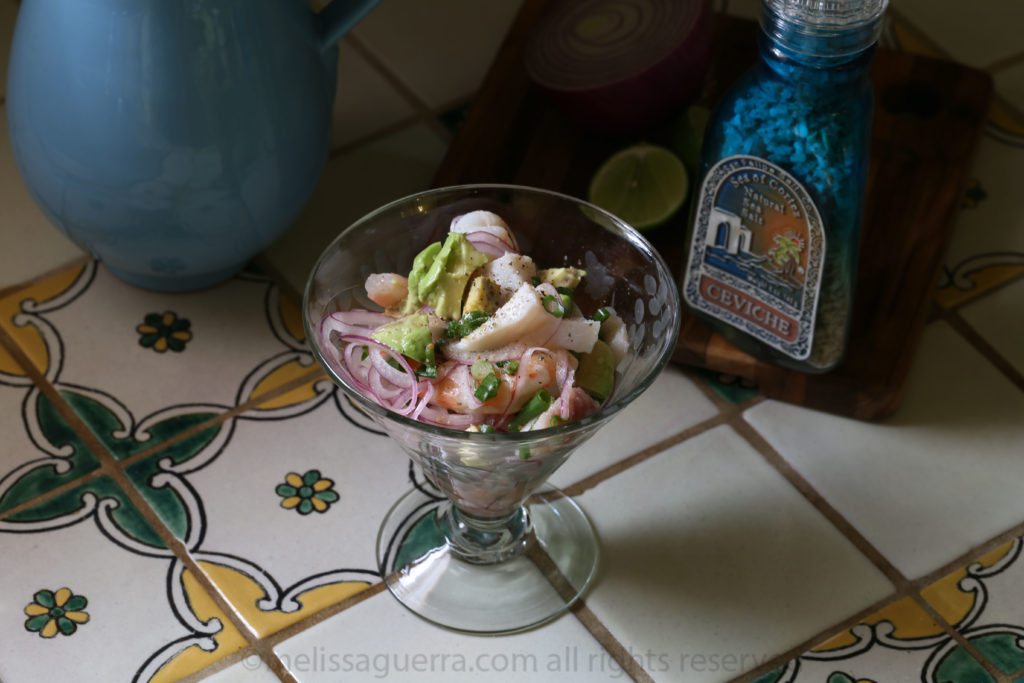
(761, 0, 889, 59)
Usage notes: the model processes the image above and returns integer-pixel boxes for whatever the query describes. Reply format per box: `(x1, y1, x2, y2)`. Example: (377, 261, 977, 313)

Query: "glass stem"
(442, 504, 532, 565)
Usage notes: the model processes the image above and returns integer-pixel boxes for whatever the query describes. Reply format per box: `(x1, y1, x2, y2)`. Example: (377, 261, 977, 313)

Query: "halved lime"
(588, 143, 689, 231)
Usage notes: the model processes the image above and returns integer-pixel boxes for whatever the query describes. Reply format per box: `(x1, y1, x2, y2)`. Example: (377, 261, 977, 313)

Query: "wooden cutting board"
(433, 2, 993, 420)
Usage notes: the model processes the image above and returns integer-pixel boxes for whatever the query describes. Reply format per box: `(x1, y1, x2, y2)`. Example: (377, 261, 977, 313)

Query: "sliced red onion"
(465, 231, 514, 259)
(524, 0, 714, 133)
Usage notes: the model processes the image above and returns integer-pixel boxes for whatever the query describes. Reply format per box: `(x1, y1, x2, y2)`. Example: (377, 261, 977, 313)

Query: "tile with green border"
(921, 537, 1024, 678)
(748, 595, 997, 683)
(0, 475, 248, 682)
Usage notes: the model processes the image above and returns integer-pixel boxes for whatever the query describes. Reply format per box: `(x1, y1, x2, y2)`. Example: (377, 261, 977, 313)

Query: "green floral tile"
(0, 474, 247, 682)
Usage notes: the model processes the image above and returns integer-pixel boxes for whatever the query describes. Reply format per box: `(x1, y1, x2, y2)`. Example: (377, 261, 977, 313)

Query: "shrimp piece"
(433, 363, 511, 416)
(365, 273, 408, 310)
(506, 350, 557, 415)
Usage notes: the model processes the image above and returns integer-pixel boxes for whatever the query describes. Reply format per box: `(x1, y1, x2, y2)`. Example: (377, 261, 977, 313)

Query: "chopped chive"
(415, 364, 437, 379)
(496, 359, 519, 374)
(549, 415, 567, 427)
(360, 347, 369, 361)
(592, 307, 610, 322)
(474, 373, 500, 402)
(507, 388, 553, 431)
(531, 276, 542, 287)
(479, 424, 497, 434)
(470, 359, 493, 381)
(542, 294, 565, 318)
(518, 446, 531, 459)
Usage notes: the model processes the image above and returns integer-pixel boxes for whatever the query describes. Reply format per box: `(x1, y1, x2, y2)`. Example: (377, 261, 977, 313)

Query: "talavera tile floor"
(2, 0, 1024, 682)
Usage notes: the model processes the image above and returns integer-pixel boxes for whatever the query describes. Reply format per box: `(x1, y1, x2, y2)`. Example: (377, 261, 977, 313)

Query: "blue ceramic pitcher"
(6, 0, 379, 291)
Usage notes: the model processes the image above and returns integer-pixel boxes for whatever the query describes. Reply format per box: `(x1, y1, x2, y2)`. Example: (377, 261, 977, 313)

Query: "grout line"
(561, 411, 732, 498)
(725, 590, 909, 683)
(942, 269, 1024, 318)
(908, 519, 1024, 594)
(114, 365, 327, 470)
(0, 254, 93, 304)
(985, 49, 1024, 75)
(341, 33, 454, 146)
(729, 415, 908, 588)
(570, 601, 655, 683)
(938, 307, 1024, 392)
(909, 592, 1014, 683)
(257, 581, 388, 649)
(328, 115, 423, 159)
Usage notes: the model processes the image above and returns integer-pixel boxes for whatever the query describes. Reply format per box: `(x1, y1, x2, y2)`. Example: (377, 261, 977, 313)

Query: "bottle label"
(683, 155, 825, 361)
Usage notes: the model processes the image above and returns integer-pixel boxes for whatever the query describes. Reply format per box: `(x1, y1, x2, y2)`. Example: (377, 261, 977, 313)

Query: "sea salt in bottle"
(681, 0, 887, 372)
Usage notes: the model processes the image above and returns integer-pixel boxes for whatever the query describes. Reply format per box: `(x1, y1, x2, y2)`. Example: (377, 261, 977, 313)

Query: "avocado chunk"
(575, 339, 615, 402)
(539, 267, 586, 289)
(463, 276, 504, 315)
(403, 242, 443, 314)
(370, 313, 434, 365)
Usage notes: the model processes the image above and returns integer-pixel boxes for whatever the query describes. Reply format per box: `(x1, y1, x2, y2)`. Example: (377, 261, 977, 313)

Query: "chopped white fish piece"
(600, 309, 630, 365)
(481, 253, 537, 293)
(544, 318, 600, 353)
(450, 283, 558, 352)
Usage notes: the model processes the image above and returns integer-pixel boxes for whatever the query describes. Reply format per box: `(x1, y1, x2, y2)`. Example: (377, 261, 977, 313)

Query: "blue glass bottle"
(681, 0, 887, 372)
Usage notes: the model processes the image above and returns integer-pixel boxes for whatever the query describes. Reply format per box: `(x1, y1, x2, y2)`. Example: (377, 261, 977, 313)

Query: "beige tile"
(960, 277, 1024, 376)
(579, 424, 892, 682)
(0, 0, 17, 99)
(744, 322, 1024, 580)
(275, 590, 625, 682)
(201, 659, 283, 683)
(0, 107, 86, 291)
(331, 40, 416, 149)
(264, 123, 448, 294)
(994, 58, 1024, 113)
(352, 0, 525, 108)
(890, 0, 1024, 68)
(549, 365, 719, 490)
(936, 132, 1024, 307)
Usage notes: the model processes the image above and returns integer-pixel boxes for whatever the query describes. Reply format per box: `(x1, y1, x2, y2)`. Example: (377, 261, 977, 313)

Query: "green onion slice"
(507, 388, 553, 431)
(474, 373, 500, 402)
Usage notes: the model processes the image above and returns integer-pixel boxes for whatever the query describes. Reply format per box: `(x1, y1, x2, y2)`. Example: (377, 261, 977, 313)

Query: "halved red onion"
(464, 230, 515, 259)
(524, 0, 714, 133)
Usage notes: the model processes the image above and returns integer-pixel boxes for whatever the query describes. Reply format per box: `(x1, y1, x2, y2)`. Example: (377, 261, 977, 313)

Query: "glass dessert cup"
(303, 184, 680, 634)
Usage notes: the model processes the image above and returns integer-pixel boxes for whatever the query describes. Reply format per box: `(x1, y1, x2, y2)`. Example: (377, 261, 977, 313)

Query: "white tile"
(889, 0, 1024, 68)
(745, 321, 1024, 580)
(275, 590, 625, 682)
(579, 425, 892, 683)
(331, 40, 416, 149)
(135, 389, 407, 601)
(0, 482, 245, 682)
(0, 107, 85, 291)
(352, 0, 525, 108)
(960, 277, 1024, 376)
(549, 365, 719, 489)
(11, 265, 307, 428)
(264, 123, 448, 294)
(940, 132, 1024, 296)
(198, 658, 282, 683)
(994, 58, 1024, 114)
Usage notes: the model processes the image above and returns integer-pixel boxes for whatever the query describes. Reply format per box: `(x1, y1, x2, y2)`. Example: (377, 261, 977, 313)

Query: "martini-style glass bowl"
(303, 184, 680, 634)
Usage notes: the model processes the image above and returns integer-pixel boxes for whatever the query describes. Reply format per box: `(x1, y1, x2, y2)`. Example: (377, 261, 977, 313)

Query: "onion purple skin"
(528, 0, 715, 135)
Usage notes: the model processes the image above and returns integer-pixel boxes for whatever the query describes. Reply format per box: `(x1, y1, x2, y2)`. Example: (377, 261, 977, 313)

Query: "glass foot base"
(376, 484, 599, 634)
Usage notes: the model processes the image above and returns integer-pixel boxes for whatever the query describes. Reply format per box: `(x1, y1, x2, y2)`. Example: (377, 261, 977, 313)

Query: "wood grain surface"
(433, 1, 993, 420)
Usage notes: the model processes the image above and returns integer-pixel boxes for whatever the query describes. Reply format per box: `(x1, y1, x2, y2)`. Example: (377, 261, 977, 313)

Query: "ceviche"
(319, 210, 630, 433)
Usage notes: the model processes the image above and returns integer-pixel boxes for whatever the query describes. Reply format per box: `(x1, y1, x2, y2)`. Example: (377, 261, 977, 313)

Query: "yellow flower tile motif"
(23, 587, 90, 638)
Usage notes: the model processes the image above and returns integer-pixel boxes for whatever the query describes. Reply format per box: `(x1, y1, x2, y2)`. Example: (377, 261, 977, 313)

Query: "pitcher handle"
(318, 0, 381, 50)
